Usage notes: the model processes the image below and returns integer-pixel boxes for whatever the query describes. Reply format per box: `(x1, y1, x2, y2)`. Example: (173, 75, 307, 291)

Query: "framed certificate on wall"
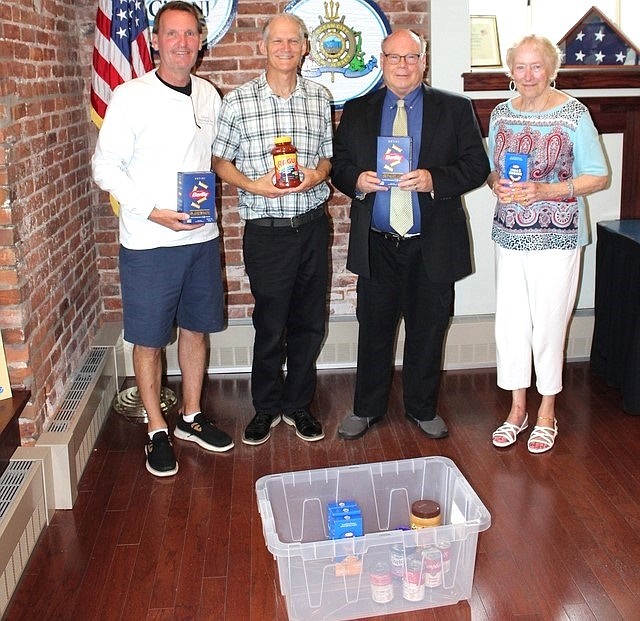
(470, 15, 502, 68)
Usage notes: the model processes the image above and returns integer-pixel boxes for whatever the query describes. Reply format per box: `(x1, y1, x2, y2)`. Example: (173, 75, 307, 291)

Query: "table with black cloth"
(591, 219, 640, 415)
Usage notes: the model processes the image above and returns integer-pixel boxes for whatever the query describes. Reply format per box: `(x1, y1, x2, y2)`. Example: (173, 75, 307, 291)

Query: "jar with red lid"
(272, 136, 301, 188)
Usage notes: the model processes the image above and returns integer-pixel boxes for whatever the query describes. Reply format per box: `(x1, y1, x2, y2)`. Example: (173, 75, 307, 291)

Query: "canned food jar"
(402, 559, 425, 602)
(389, 543, 406, 580)
(410, 499, 441, 529)
(421, 546, 443, 588)
(272, 136, 301, 188)
(369, 562, 394, 603)
(437, 540, 451, 573)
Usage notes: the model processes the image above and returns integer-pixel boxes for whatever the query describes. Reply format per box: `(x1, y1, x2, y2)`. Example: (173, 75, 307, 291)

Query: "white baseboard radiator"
(0, 449, 53, 617)
(36, 345, 119, 509)
(154, 312, 596, 376)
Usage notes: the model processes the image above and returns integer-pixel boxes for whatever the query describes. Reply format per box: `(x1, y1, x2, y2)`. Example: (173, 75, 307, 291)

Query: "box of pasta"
(177, 171, 216, 223)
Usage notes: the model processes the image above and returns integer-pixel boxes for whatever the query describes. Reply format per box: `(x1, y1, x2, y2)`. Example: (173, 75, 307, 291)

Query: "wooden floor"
(3, 362, 640, 620)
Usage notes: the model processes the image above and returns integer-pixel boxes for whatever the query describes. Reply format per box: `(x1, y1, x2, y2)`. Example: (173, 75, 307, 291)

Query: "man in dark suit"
(331, 29, 490, 440)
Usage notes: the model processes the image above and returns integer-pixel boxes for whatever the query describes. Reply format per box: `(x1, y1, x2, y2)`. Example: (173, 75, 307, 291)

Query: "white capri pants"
(494, 245, 581, 395)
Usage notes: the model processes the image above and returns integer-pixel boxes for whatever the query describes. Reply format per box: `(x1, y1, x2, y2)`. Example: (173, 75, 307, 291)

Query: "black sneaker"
(242, 411, 281, 446)
(174, 413, 234, 452)
(145, 431, 178, 477)
(282, 410, 324, 442)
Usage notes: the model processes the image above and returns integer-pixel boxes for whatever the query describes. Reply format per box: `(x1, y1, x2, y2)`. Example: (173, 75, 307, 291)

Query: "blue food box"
(328, 501, 363, 539)
(328, 511, 363, 539)
(377, 136, 413, 186)
(177, 171, 216, 223)
(504, 152, 529, 182)
(328, 500, 359, 514)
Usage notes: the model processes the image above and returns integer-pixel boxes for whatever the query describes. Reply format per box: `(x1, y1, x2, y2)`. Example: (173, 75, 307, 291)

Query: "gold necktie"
(389, 100, 413, 236)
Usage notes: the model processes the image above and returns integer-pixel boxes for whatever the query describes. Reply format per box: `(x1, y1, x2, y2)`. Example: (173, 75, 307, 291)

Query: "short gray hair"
(505, 34, 562, 80)
(262, 14, 308, 42)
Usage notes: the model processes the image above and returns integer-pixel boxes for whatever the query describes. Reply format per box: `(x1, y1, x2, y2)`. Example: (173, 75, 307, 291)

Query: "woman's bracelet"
(566, 179, 574, 199)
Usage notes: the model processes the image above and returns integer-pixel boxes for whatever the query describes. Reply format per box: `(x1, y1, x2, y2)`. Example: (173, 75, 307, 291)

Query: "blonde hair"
(505, 34, 562, 80)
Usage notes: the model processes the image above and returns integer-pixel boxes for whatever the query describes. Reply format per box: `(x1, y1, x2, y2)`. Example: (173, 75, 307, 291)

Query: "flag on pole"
(91, 0, 154, 127)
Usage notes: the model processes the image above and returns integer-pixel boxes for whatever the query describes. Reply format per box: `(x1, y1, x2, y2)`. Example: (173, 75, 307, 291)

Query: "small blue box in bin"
(328, 501, 363, 539)
(328, 500, 359, 513)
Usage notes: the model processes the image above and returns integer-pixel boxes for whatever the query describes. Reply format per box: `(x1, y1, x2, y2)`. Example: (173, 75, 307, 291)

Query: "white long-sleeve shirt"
(92, 70, 221, 250)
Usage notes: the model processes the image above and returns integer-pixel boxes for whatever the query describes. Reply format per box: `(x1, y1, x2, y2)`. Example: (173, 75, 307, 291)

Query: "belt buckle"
(290, 214, 300, 228)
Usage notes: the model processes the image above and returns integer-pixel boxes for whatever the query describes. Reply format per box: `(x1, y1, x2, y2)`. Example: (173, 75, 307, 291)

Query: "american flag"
(91, 0, 154, 126)
(558, 7, 640, 66)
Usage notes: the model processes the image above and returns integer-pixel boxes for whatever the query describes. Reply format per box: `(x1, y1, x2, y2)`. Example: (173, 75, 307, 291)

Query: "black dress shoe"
(282, 410, 324, 441)
(242, 411, 281, 445)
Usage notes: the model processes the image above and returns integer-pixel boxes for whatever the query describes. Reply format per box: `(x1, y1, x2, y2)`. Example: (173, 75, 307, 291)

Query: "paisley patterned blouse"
(488, 97, 608, 251)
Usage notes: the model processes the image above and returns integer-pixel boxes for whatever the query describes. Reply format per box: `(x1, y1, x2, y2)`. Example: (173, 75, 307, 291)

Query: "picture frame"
(470, 15, 502, 68)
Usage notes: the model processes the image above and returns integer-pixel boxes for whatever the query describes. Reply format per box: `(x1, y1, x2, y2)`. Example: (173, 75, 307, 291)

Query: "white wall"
(469, 0, 640, 59)
(430, 0, 634, 316)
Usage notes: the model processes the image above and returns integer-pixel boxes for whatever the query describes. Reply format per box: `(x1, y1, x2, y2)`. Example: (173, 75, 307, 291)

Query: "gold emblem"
(304, 1, 376, 80)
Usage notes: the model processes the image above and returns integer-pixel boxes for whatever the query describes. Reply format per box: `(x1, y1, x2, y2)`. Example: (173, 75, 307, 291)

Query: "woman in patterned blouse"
(486, 34, 609, 453)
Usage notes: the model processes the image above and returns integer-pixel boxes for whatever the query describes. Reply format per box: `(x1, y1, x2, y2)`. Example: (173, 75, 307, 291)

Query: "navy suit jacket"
(331, 84, 490, 282)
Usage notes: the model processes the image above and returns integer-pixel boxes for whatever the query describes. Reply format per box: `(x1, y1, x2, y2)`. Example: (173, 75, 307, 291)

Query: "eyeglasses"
(382, 53, 423, 65)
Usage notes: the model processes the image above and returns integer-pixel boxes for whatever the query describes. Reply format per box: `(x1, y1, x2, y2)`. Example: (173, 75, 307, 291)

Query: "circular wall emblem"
(145, 0, 237, 48)
(285, 0, 391, 107)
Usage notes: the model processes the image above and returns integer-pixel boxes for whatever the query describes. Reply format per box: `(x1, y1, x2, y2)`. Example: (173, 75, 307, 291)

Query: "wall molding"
(117, 311, 595, 376)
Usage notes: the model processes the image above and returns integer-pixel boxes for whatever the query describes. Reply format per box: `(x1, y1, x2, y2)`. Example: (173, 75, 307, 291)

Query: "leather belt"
(247, 206, 325, 228)
(371, 229, 421, 243)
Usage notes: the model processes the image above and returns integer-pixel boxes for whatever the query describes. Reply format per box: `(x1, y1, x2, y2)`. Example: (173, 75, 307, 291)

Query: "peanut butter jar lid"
(411, 499, 440, 519)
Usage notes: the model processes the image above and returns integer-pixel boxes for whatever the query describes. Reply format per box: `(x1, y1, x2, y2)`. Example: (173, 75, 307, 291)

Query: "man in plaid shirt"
(212, 13, 333, 447)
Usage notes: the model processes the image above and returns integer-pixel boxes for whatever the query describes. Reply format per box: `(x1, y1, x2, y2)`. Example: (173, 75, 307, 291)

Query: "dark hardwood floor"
(3, 362, 640, 620)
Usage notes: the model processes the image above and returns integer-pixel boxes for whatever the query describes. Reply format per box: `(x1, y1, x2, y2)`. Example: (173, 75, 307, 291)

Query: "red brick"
(0, 247, 17, 266)
(0, 288, 22, 304)
(0, 227, 16, 245)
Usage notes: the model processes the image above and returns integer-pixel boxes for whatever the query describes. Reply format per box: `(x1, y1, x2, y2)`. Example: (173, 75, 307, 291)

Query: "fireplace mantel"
(463, 69, 640, 219)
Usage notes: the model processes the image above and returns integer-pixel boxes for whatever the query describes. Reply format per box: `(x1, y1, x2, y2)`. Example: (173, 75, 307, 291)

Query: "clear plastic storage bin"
(255, 456, 491, 620)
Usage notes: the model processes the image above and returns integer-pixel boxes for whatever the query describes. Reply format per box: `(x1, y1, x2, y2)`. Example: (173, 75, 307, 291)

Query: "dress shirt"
(371, 86, 423, 235)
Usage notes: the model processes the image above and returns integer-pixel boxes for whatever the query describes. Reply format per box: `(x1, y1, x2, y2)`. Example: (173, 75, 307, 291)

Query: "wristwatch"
(355, 191, 366, 200)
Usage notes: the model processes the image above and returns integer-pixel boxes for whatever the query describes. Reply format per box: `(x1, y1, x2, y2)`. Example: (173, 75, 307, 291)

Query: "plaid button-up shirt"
(212, 73, 333, 220)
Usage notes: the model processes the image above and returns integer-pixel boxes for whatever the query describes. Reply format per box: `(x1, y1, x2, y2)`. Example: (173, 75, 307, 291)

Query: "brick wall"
(0, 0, 105, 443)
(0, 0, 428, 442)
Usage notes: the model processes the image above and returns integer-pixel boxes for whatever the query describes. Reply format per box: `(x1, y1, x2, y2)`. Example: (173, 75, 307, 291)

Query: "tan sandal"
(527, 419, 558, 454)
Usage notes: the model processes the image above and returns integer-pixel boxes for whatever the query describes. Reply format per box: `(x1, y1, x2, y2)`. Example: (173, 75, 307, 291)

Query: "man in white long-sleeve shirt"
(92, 1, 233, 477)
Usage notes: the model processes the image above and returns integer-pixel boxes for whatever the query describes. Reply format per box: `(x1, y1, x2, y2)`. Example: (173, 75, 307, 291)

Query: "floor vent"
(37, 346, 118, 509)
(0, 460, 48, 617)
